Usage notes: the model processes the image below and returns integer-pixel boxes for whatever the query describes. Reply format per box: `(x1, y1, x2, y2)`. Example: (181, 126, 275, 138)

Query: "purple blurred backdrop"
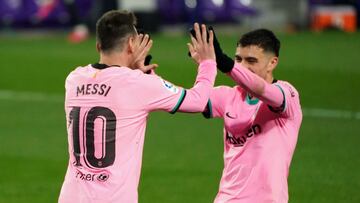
(1, 0, 359, 28)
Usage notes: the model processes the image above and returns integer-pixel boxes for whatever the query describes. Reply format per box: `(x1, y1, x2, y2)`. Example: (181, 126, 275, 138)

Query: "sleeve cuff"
(199, 59, 217, 67)
(202, 99, 213, 119)
(170, 89, 187, 114)
(268, 84, 286, 113)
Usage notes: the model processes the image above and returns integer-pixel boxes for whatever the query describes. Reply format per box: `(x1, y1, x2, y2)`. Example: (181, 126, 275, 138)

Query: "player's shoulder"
(210, 85, 239, 104)
(274, 80, 302, 120)
(275, 80, 299, 98)
(125, 68, 163, 85)
(214, 85, 239, 92)
(65, 64, 90, 82)
(212, 85, 237, 96)
(68, 65, 141, 79)
(114, 68, 174, 92)
(99, 67, 160, 90)
(67, 65, 87, 75)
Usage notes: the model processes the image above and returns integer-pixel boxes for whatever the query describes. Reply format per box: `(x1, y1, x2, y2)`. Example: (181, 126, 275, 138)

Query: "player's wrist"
(199, 59, 217, 74)
(207, 26, 234, 73)
(199, 59, 216, 65)
(217, 54, 234, 73)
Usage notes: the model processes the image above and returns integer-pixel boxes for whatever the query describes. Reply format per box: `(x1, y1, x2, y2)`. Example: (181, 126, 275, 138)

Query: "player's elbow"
(192, 94, 209, 112)
(179, 89, 210, 112)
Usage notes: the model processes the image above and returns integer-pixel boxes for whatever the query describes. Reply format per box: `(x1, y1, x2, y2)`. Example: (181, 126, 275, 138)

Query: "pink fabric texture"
(59, 60, 216, 203)
(207, 79, 302, 202)
(228, 63, 284, 108)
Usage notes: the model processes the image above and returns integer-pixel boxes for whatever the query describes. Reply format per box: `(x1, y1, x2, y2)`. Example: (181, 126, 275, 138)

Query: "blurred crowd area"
(0, 0, 358, 42)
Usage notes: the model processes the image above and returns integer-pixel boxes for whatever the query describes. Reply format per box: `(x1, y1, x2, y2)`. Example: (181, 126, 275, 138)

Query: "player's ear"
(96, 42, 101, 53)
(128, 35, 136, 54)
(268, 56, 278, 72)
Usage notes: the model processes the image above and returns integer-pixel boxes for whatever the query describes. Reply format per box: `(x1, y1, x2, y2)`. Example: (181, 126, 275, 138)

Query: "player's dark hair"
(96, 10, 137, 53)
(238, 29, 280, 57)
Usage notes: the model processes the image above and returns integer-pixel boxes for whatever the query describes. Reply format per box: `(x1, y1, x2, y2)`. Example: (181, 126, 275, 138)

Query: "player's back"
(60, 64, 156, 203)
(59, 59, 217, 203)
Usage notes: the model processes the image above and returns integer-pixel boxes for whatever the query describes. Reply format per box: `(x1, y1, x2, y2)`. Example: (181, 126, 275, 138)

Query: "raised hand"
(189, 26, 234, 72)
(131, 34, 158, 73)
(187, 23, 215, 64)
(208, 26, 234, 73)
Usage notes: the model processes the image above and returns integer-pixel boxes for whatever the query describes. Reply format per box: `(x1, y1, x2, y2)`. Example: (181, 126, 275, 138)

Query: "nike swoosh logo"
(226, 112, 237, 119)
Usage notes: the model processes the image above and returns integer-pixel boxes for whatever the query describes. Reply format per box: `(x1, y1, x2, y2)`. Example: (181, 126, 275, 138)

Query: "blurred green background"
(0, 31, 359, 202)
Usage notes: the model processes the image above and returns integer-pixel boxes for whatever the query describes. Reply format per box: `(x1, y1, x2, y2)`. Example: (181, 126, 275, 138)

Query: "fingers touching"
(188, 23, 216, 63)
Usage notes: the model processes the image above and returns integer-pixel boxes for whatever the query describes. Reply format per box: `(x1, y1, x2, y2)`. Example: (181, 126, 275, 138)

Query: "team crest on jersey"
(161, 79, 179, 93)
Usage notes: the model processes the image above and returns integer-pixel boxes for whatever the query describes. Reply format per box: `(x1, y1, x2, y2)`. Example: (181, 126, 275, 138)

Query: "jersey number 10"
(69, 106, 116, 169)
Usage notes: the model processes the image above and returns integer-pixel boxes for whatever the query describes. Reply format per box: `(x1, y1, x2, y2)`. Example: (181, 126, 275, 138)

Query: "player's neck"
(99, 52, 129, 68)
(265, 73, 274, 84)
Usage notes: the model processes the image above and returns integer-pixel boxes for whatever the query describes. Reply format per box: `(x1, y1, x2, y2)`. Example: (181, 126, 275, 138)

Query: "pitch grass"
(0, 31, 359, 202)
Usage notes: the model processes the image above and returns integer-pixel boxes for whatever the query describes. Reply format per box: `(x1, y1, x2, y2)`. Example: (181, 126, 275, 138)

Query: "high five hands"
(187, 23, 216, 64)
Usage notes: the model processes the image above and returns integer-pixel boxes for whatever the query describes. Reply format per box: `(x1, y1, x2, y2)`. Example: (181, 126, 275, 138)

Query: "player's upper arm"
(136, 72, 186, 113)
(202, 86, 232, 119)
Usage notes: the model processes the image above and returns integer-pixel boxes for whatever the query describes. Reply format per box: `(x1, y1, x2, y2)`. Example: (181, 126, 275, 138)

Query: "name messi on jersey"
(226, 124, 261, 147)
(76, 84, 111, 97)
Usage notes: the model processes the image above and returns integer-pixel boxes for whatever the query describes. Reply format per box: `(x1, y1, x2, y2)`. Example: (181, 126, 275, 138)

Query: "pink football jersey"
(59, 60, 216, 203)
(204, 80, 302, 203)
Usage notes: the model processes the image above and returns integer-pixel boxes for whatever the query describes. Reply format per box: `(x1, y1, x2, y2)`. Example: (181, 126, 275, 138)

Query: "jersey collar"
(91, 63, 121, 70)
(246, 93, 259, 105)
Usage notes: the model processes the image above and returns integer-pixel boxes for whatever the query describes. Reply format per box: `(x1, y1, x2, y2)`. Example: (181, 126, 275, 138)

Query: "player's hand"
(144, 55, 155, 74)
(188, 26, 234, 72)
(187, 23, 215, 64)
(208, 26, 234, 73)
(132, 33, 158, 73)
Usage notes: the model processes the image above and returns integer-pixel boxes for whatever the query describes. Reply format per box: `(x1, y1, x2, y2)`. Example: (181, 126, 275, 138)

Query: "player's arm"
(228, 64, 284, 108)
(230, 64, 303, 119)
(171, 23, 217, 113)
(135, 58, 217, 114)
(192, 27, 285, 111)
(137, 59, 214, 113)
(185, 25, 233, 117)
(142, 23, 217, 113)
(201, 86, 232, 119)
(139, 60, 216, 114)
(175, 59, 217, 113)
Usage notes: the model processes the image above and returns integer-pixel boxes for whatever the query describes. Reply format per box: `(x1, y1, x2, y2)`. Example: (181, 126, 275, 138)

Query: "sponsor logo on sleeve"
(161, 79, 179, 94)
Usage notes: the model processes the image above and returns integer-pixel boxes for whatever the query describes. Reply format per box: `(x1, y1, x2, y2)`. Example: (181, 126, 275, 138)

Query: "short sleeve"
(203, 86, 233, 119)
